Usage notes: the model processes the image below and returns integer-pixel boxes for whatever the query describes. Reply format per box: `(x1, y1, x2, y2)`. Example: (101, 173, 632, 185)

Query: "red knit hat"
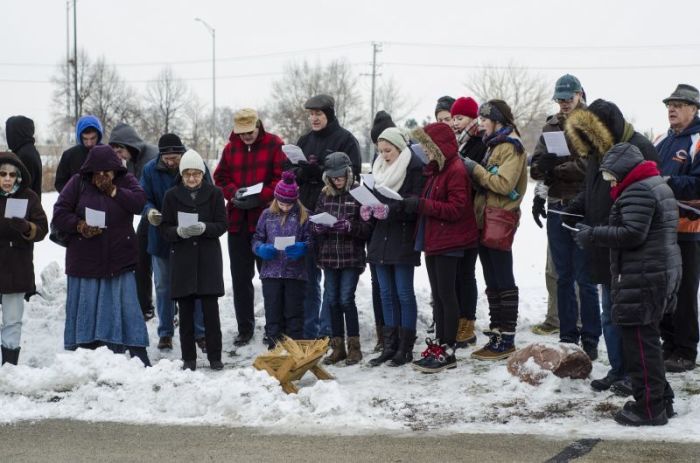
(423, 122, 458, 157)
(274, 171, 299, 203)
(450, 97, 479, 118)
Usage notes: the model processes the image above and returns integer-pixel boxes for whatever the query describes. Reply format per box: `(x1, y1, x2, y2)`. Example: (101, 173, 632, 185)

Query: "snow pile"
(1, 190, 698, 441)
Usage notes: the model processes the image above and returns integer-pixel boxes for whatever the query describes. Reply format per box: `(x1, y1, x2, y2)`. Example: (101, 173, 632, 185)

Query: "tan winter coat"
(471, 140, 528, 229)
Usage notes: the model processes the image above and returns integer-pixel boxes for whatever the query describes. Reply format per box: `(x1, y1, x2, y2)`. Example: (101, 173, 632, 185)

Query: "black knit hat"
(158, 133, 186, 154)
(435, 96, 456, 118)
(304, 94, 336, 122)
(370, 111, 396, 144)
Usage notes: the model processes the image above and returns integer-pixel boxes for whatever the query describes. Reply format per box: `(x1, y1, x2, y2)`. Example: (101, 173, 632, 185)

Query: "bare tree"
(266, 59, 364, 144)
(181, 94, 209, 156)
(374, 76, 417, 125)
(467, 63, 551, 152)
(141, 66, 189, 140)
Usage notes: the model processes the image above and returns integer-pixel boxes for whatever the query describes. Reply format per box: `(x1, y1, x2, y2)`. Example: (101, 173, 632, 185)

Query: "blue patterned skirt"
(64, 272, 149, 350)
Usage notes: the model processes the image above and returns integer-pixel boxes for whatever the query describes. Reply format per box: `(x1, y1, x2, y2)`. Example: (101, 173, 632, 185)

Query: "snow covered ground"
(1, 185, 698, 441)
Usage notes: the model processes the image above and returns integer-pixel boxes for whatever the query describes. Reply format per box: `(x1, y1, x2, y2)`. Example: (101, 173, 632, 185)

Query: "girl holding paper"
(160, 149, 228, 371)
(311, 152, 372, 366)
(52, 145, 150, 366)
(0, 152, 47, 365)
(363, 127, 425, 367)
(252, 171, 311, 348)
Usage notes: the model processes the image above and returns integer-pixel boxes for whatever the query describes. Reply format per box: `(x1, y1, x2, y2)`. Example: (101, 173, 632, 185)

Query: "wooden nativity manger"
(253, 337, 334, 394)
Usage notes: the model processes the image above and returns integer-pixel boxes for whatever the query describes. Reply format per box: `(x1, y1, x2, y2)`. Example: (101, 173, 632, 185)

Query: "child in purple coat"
(252, 172, 311, 348)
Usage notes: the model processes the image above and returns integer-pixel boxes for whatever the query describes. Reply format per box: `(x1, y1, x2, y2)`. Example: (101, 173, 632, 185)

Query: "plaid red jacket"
(214, 123, 285, 233)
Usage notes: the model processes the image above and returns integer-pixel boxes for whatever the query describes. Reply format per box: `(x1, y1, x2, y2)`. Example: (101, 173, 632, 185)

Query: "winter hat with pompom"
(274, 171, 299, 203)
(179, 149, 205, 174)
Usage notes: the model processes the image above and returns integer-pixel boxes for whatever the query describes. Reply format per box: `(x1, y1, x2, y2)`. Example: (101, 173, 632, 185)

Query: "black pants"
(262, 278, 305, 345)
(369, 263, 384, 329)
(661, 240, 700, 361)
(456, 247, 479, 320)
(135, 217, 154, 314)
(479, 245, 518, 331)
(228, 227, 261, 336)
(620, 322, 674, 418)
(426, 254, 460, 346)
(178, 296, 222, 362)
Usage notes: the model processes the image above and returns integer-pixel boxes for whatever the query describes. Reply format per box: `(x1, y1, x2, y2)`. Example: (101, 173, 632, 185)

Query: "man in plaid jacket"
(214, 108, 285, 346)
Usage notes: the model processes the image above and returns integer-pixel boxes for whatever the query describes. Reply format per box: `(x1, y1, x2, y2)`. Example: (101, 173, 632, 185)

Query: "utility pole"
(66, 1, 71, 142)
(72, 0, 78, 126)
(362, 42, 382, 162)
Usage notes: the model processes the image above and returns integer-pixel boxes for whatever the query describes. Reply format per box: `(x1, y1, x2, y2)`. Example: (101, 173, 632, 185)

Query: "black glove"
(298, 156, 322, 182)
(9, 218, 31, 235)
(532, 196, 546, 228)
(536, 153, 559, 173)
(573, 223, 594, 249)
(402, 197, 420, 215)
(233, 194, 261, 210)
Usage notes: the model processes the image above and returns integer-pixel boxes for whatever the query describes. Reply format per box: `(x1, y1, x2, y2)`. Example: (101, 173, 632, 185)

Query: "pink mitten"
(372, 204, 389, 220)
(360, 205, 373, 222)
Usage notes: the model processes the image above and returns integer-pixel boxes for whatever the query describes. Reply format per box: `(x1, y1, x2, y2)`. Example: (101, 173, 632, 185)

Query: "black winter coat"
(367, 152, 425, 266)
(289, 119, 361, 211)
(6, 116, 42, 198)
(161, 181, 227, 299)
(55, 144, 90, 193)
(458, 132, 487, 165)
(588, 143, 681, 326)
(565, 100, 660, 283)
(0, 152, 48, 295)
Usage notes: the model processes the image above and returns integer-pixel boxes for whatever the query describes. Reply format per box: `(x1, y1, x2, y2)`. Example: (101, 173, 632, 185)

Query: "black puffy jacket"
(587, 143, 681, 326)
(565, 99, 660, 283)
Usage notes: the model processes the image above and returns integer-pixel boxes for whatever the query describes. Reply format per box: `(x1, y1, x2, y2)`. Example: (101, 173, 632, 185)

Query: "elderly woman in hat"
(0, 152, 47, 365)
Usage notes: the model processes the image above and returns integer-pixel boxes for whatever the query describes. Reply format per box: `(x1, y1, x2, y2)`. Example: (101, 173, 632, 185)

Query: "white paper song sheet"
(360, 174, 375, 190)
(561, 223, 580, 232)
(274, 236, 296, 251)
(349, 186, 382, 206)
(376, 185, 403, 201)
(547, 209, 584, 218)
(281, 144, 307, 164)
(542, 131, 571, 157)
(85, 207, 106, 228)
(178, 212, 199, 227)
(3, 198, 28, 218)
(309, 212, 338, 226)
(241, 182, 263, 197)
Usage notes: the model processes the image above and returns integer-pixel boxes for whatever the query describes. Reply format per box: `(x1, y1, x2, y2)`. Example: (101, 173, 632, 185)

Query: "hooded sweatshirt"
(54, 115, 104, 192)
(5, 116, 42, 197)
(108, 123, 158, 179)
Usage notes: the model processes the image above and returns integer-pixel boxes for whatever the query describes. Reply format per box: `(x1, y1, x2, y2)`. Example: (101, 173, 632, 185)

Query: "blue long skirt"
(64, 272, 149, 350)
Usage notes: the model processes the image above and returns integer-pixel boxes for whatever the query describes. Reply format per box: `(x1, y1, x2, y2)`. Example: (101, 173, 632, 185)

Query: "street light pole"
(195, 18, 216, 159)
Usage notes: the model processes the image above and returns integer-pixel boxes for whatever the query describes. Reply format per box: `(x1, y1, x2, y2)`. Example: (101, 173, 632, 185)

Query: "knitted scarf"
(482, 126, 524, 154)
(610, 161, 660, 200)
(372, 146, 412, 192)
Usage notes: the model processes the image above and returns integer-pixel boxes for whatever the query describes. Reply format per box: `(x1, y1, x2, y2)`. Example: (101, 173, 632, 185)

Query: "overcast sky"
(2, 0, 699, 145)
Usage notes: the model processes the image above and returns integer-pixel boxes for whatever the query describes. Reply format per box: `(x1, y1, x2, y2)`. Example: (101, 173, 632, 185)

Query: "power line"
(382, 61, 700, 71)
(384, 41, 700, 51)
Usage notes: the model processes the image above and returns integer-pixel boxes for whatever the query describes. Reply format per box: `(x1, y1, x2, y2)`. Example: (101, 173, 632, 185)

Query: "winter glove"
(372, 204, 389, 220)
(463, 157, 477, 176)
(360, 205, 373, 222)
(185, 222, 206, 236)
(285, 242, 307, 261)
(8, 217, 31, 235)
(77, 220, 102, 239)
(147, 209, 162, 226)
(235, 188, 247, 199)
(532, 196, 547, 228)
(402, 197, 420, 215)
(255, 243, 278, 261)
(536, 153, 559, 173)
(233, 194, 261, 210)
(298, 156, 322, 181)
(307, 154, 319, 166)
(93, 173, 116, 197)
(331, 219, 352, 234)
(573, 223, 594, 249)
(311, 222, 331, 235)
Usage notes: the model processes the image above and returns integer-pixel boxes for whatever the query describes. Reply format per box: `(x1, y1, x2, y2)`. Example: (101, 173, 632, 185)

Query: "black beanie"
(435, 96, 456, 117)
(304, 94, 336, 123)
(370, 111, 396, 144)
(158, 133, 186, 154)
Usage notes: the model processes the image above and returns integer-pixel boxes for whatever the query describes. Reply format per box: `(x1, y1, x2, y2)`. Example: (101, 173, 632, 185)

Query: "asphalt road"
(0, 420, 698, 462)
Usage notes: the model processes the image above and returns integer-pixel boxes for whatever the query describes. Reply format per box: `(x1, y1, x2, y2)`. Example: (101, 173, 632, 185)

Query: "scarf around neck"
(372, 146, 412, 193)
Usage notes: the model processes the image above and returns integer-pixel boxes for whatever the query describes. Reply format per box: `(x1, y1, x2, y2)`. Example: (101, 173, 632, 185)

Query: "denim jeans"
(0, 292, 24, 349)
(303, 249, 331, 338)
(375, 264, 417, 330)
(324, 268, 361, 337)
(152, 256, 204, 339)
(601, 283, 625, 378)
(547, 203, 601, 345)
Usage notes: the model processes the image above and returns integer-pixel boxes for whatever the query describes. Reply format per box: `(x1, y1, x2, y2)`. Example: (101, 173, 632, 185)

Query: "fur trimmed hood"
(411, 124, 457, 172)
(565, 108, 615, 160)
(321, 167, 354, 196)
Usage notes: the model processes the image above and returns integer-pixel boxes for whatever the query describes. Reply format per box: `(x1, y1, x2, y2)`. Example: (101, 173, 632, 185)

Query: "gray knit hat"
(377, 127, 407, 152)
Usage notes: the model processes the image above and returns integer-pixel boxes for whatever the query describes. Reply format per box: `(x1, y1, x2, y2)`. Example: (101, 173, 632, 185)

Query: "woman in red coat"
(406, 123, 479, 373)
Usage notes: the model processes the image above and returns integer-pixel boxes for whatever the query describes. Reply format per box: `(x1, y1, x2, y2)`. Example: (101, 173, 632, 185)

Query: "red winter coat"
(214, 122, 285, 233)
(418, 149, 478, 255)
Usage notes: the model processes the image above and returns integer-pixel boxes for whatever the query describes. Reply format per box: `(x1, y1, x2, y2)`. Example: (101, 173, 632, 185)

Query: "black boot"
(369, 326, 398, 367)
(388, 328, 416, 367)
(1, 346, 20, 366)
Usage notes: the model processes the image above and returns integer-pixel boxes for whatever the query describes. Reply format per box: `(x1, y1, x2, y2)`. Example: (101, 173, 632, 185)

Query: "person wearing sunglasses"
(0, 152, 48, 365)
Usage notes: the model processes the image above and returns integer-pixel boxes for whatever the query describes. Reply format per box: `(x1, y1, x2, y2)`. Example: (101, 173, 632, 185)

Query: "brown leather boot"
(346, 336, 363, 365)
(456, 319, 477, 348)
(323, 337, 347, 365)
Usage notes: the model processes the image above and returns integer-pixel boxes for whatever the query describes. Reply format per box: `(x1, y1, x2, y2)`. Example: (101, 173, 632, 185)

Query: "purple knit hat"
(274, 171, 299, 203)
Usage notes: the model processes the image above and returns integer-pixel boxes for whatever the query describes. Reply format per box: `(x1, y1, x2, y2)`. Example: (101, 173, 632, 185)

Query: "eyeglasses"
(666, 102, 689, 109)
(0, 171, 17, 178)
(182, 171, 204, 178)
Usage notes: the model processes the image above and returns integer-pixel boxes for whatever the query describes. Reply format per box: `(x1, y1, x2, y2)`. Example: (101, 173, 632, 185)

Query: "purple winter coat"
(252, 205, 311, 280)
(52, 145, 146, 278)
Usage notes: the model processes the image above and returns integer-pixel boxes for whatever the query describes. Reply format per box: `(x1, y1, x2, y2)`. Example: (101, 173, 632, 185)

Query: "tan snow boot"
(345, 336, 363, 365)
(456, 318, 477, 348)
(323, 337, 347, 365)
